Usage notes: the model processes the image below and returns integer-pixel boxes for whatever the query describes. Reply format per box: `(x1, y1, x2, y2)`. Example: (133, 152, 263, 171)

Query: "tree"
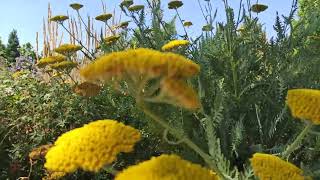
(19, 43, 36, 60)
(0, 37, 5, 57)
(5, 29, 20, 65)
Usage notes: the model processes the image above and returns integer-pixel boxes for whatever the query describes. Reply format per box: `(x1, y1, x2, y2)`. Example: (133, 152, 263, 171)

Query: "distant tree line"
(0, 29, 36, 70)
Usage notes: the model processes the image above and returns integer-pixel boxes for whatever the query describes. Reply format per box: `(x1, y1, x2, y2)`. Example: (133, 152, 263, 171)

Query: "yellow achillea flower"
(45, 120, 141, 173)
(128, 5, 145, 12)
(80, 48, 200, 83)
(160, 78, 201, 110)
(37, 55, 67, 68)
(104, 35, 120, 45)
(54, 44, 82, 55)
(116, 154, 218, 180)
(183, 21, 193, 27)
(250, 4, 268, 13)
(202, 24, 213, 32)
(95, 13, 113, 22)
(250, 153, 304, 180)
(73, 82, 101, 97)
(42, 171, 66, 180)
(161, 39, 190, 51)
(50, 15, 69, 23)
(286, 89, 320, 124)
(70, 3, 83, 10)
(50, 61, 78, 70)
(120, 0, 133, 8)
(119, 21, 130, 29)
(29, 144, 53, 160)
(168, 0, 184, 9)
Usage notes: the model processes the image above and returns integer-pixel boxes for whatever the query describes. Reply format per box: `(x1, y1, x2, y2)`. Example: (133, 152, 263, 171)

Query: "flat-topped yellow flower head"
(286, 89, 320, 124)
(128, 5, 145, 12)
(70, 3, 83, 10)
(202, 24, 213, 32)
(250, 4, 268, 13)
(116, 154, 219, 180)
(119, 21, 130, 29)
(50, 15, 69, 23)
(183, 21, 193, 27)
(250, 153, 304, 180)
(161, 40, 190, 51)
(104, 35, 121, 45)
(54, 44, 82, 55)
(45, 120, 141, 173)
(80, 48, 200, 83)
(95, 13, 113, 22)
(73, 82, 101, 97)
(37, 55, 67, 68)
(160, 78, 201, 110)
(120, 0, 134, 8)
(168, 0, 184, 9)
(50, 61, 78, 70)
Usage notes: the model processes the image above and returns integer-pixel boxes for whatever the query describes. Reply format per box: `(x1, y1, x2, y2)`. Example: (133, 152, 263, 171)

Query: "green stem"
(282, 122, 313, 159)
(137, 101, 226, 179)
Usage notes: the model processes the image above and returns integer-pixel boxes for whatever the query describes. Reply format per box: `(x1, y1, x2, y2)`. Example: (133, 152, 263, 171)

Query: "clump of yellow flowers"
(115, 154, 219, 180)
(45, 120, 141, 173)
(161, 39, 190, 51)
(286, 89, 320, 124)
(54, 44, 82, 56)
(250, 153, 304, 180)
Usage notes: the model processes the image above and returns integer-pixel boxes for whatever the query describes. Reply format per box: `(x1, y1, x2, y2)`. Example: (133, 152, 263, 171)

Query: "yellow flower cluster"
(183, 21, 193, 27)
(29, 144, 53, 160)
(286, 89, 320, 124)
(119, 21, 130, 29)
(70, 3, 83, 10)
(105, 35, 120, 45)
(250, 153, 304, 180)
(202, 24, 213, 32)
(120, 0, 133, 8)
(116, 154, 218, 180)
(54, 44, 82, 55)
(50, 61, 78, 70)
(73, 82, 101, 97)
(45, 120, 141, 173)
(250, 4, 268, 13)
(37, 55, 67, 68)
(161, 40, 190, 51)
(50, 15, 69, 23)
(80, 48, 200, 82)
(168, 0, 184, 9)
(42, 171, 66, 180)
(160, 78, 201, 110)
(128, 5, 145, 12)
(95, 13, 113, 22)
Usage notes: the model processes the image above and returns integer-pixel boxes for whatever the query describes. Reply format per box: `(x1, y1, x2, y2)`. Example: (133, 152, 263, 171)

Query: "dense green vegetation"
(0, 0, 319, 179)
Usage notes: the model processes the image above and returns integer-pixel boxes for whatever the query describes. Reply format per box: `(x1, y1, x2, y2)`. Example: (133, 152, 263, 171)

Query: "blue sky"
(0, 0, 293, 48)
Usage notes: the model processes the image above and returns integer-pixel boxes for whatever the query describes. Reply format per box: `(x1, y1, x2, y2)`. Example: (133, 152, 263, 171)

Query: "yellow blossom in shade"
(128, 5, 145, 12)
(37, 55, 67, 68)
(116, 154, 218, 180)
(160, 78, 201, 110)
(50, 15, 69, 23)
(202, 24, 213, 32)
(161, 40, 190, 51)
(168, 0, 184, 9)
(54, 44, 82, 55)
(120, 0, 133, 8)
(80, 48, 200, 83)
(183, 21, 193, 27)
(29, 144, 53, 160)
(73, 82, 101, 97)
(95, 13, 113, 22)
(104, 35, 121, 45)
(119, 21, 130, 28)
(45, 120, 141, 173)
(42, 171, 66, 180)
(250, 153, 305, 180)
(286, 89, 320, 124)
(50, 61, 78, 70)
(70, 3, 83, 10)
(250, 4, 268, 13)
